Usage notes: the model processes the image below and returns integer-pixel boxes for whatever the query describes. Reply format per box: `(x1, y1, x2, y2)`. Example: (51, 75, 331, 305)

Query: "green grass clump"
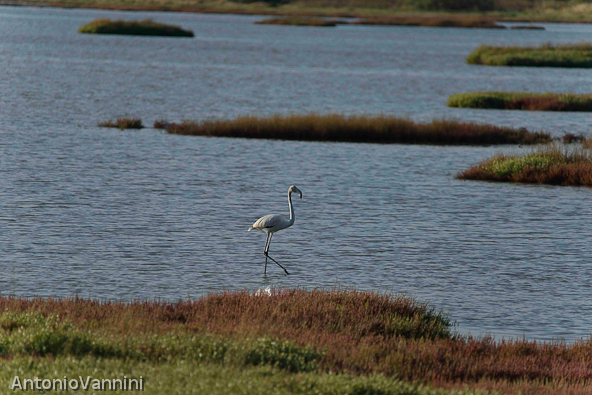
(98, 117, 144, 130)
(79, 18, 194, 37)
(448, 92, 592, 111)
(159, 113, 550, 145)
(467, 43, 592, 68)
(457, 144, 592, 186)
(256, 16, 337, 26)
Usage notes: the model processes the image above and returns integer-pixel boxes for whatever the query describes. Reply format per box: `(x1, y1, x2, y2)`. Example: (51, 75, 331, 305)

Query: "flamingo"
(248, 185, 303, 275)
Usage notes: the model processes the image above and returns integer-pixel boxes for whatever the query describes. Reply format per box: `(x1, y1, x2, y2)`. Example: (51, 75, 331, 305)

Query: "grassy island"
(0, 288, 591, 395)
(457, 144, 592, 186)
(98, 118, 144, 130)
(353, 15, 503, 29)
(467, 43, 592, 68)
(154, 114, 551, 145)
(256, 16, 337, 27)
(79, 19, 194, 37)
(448, 92, 592, 112)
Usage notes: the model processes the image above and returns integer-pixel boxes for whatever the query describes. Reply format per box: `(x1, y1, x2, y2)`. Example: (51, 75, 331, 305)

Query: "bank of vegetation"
(256, 16, 337, 26)
(448, 92, 592, 112)
(9, 0, 592, 23)
(353, 15, 502, 28)
(457, 143, 592, 186)
(0, 288, 590, 394)
(98, 118, 144, 130)
(467, 43, 592, 68)
(79, 19, 194, 37)
(153, 114, 551, 145)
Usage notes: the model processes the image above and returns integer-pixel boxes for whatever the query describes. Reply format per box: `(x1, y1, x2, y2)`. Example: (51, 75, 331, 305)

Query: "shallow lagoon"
(1, 7, 591, 341)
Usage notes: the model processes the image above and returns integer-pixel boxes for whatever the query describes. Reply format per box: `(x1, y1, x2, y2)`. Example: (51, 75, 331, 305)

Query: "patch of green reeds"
(256, 16, 337, 26)
(157, 114, 551, 145)
(78, 19, 194, 37)
(98, 117, 144, 130)
(1, 289, 592, 394)
(448, 92, 592, 112)
(353, 15, 503, 28)
(467, 43, 592, 67)
(457, 143, 592, 186)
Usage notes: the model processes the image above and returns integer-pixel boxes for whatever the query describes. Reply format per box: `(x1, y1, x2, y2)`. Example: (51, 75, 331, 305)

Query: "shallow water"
(1, 7, 591, 341)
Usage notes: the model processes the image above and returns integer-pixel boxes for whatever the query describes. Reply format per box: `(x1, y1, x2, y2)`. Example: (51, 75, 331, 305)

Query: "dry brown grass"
(98, 117, 144, 130)
(159, 114, 551, 145)
(1, 288, 591, 395)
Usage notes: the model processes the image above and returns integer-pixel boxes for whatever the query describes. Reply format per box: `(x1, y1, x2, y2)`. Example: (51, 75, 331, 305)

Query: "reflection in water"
(0, 7, 591, 342)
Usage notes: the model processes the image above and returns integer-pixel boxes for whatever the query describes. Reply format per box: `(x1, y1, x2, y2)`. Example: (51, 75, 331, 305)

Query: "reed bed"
(0, 288, 591, 395)
(457, 143, 592, 186)
(78, 18, 194, 37)
(256, 16, 337, 26)
(98, 117, 144, 130)
(467, 43, 592, 67)
(448, 92, 592, 112)
(353, 15, 503, 28)
(157, 114, 551, 145)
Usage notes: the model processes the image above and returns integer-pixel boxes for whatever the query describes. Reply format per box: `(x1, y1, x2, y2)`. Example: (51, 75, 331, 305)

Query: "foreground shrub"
(256, 17, 337, 26)
(98, 117, 144, 130)
(448, 92, 592, 111)
(467, 43, 592, 67)
(457, 144, 592, 186)
(160, 114, 550, 145)
(1, 289, 592, 394)
(79, 19, 194, 37)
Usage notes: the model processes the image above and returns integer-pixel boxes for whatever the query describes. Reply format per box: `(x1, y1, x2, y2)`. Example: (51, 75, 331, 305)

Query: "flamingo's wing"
(249, 214, 283, 231)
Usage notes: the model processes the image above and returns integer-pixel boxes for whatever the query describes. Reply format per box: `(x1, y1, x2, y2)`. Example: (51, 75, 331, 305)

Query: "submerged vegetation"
(98, 118, 144, 130)
(467, 43, 592, 68)
(448, 92, 592, 112)
(154, 114, 551, 145)
(256, 16, 337, 26)
(457, 143, 592, 186)
(0, 288, 591, 394)
(78, 19, 194, 37)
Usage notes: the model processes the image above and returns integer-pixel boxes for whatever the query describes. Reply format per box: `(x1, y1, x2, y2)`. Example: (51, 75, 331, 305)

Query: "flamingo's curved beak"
(299, 191, 303, 199)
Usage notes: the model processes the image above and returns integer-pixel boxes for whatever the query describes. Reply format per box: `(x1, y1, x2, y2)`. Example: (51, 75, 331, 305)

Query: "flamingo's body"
(249, 185, 302, 275)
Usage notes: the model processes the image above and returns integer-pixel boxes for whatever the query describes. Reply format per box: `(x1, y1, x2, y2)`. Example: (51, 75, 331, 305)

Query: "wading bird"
(248, 185, 303, 275)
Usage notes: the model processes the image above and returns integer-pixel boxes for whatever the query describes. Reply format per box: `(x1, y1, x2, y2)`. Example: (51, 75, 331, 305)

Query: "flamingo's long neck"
(288, 191, 295, 223)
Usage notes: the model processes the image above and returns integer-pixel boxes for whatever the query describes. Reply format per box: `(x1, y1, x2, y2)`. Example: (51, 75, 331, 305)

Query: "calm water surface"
(1, 7, 591, 341)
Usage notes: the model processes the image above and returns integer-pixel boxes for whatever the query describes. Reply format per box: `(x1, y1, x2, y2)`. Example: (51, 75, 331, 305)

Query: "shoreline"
(4, 1, 592, 24)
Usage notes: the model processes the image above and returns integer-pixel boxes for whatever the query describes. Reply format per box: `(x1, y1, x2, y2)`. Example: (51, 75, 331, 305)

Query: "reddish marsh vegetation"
(1, 288, 591, 394)
(256, 16, 337, 26)
(157, 114, 551, 145)
(457, 144, 592, 186)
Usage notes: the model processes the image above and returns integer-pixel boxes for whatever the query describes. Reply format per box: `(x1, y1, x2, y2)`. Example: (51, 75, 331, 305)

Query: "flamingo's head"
(289, 185, 303, 199)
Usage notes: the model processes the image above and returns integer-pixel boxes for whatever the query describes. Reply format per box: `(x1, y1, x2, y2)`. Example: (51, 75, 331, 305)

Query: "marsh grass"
(159, 114, 551, 145)
(1, 288, 591, 394)
(457, 143, 592, 186)
(448, 92, 592, 111)
(353, 15, 503, 28)
(467, 43, 592, 67)
(256, 16, 337, 26)
(98, 117, 144, 130)
(78, 18, 194, 37)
